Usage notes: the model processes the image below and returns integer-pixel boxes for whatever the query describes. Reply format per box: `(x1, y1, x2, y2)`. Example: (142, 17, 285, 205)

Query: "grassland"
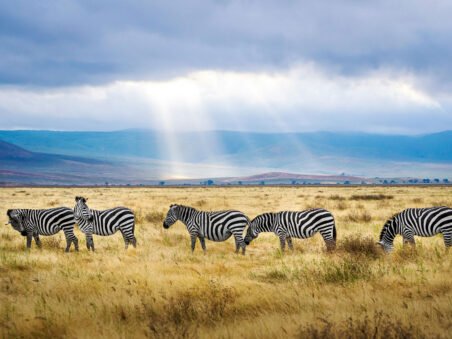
(0, 186, 451, 338)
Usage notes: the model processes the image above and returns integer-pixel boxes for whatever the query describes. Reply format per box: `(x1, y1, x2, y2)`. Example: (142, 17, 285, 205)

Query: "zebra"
(378, 206, 452, 252)
(244, 208, 337, 251)
(6, 207, 78, 252)
(163, 204, 249, 254)
(73, 196, 137, 251)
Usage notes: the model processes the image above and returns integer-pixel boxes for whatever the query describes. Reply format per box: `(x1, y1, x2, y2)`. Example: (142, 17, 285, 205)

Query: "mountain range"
(0, 129, 451, 185)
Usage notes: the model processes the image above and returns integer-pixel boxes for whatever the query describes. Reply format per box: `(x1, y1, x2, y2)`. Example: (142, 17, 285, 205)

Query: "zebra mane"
(6, 209, 13, 217)
(379, 216, 395, 241)
(75, 196, 87, 203)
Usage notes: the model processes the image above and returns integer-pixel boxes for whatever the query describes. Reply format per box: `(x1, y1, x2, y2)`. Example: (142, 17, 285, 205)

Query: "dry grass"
(349, 194, 394, 201)
(0, 186, 451, 338)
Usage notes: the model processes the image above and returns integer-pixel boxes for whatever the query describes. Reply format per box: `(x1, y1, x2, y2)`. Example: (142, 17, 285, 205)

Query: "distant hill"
(0, 129, 451, 183)
(224, 171, 365, 183)
(0, 130, 451, 163)
(0, 139, 107, 166)
(0, 139, 128, 185)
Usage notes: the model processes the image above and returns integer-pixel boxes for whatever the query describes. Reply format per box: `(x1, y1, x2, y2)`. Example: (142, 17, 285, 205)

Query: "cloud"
(0, 63, 448, 133)
(1, 0, 452, 92)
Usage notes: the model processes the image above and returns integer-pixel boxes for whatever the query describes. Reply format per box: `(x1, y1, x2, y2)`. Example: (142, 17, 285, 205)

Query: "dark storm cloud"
(1, 0, 451, 89)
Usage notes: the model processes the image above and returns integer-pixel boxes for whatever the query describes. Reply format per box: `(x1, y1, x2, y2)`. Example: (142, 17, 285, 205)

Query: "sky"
(1, 0, 452, 134)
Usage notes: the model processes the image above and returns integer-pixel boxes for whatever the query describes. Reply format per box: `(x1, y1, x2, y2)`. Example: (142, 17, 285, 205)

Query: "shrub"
(341, 235, 381, 259)
(344, 210, 372, 223)
(320, 257, 373, 284)
(329, 195, 346, 201)
(145, 211, 165, 224)
(335, 201, 348, 211)
(297, 311, 427, 339)
(44, 236, 62, 249)
(349, 194, 394, 201)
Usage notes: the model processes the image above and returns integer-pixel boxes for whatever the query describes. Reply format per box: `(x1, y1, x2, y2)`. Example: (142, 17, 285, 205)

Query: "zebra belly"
(286, 226, 315, 239)
(413, 229, 442, 237)
(93, 225, 119, 236)
(199, 224, 232, 241)
(36, 224, 61, 236)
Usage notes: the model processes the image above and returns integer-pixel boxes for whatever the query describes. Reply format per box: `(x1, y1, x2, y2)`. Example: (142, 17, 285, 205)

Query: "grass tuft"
(349, 194, 394, 201)
(297, 311, 427, 339)
(340, 234, 381, 259)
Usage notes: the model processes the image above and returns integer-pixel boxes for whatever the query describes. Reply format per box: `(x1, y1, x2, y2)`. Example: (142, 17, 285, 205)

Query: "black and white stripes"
(163, 204, 249, 254)
(378, 206, 452, 252)
(6, 207, 78, 251)
(74, 196, 136, 251)
(244, 208, 337, 251)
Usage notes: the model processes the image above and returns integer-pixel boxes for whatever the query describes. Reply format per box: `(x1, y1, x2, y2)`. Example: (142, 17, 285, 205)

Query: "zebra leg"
(121, 231, 129, 249)
(33, 233, 42, 248)
(287, 237, 294, 251)
(62, 227, 78, 252)
(232, 233, 246, 255)
(279, 235, 286, 252)
(320, 229, 336, 251)
(190, 234, 197, 252)
(86, 233, 95, 251)
(73, 237, 79, 252)
(198, 236, 207, 254)
(26, 233, 33, 249)
(120, 229, 137, 249)
(443, 231, 451, 250)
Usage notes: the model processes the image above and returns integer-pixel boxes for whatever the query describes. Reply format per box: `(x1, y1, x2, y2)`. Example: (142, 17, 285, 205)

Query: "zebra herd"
(5, 197, 452, 253)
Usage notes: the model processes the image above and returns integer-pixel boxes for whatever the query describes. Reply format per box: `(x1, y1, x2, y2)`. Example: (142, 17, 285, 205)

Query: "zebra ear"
(75, 196, 80, 202)
(6, 209, 12, 217)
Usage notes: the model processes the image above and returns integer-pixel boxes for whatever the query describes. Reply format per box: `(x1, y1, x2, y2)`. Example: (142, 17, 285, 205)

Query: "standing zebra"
(6, 207, 78, 252)
(74, 196, 136, 251)
(378, 206, 452, 252)
(244, 208, 337, 251)
(163, 204, 249, 254)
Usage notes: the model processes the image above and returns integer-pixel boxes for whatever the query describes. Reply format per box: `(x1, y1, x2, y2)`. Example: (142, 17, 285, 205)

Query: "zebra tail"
(332, 216, 337, 241)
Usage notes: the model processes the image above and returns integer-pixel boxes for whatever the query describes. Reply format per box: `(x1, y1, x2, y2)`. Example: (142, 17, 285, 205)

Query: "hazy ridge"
(1, 130, 451, 184)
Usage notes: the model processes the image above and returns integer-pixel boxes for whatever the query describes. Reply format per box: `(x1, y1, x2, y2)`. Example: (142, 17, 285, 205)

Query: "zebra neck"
(256, 219, 275, 233)
(176, 206, 197, 226)
(381, 219, 399, 244)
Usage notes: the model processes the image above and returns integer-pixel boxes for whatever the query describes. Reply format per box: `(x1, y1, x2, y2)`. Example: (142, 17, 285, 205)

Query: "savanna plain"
(0, 186, 451, 338)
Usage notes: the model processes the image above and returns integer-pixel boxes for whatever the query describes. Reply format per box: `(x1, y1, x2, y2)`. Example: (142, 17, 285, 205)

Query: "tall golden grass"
(0, 186, 451, 338)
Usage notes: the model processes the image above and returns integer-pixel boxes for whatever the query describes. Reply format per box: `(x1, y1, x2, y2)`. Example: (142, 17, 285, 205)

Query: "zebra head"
(74, 196, 93, 223)
(244, 217, 260, 245)
(163, 204, 179, 229)
(6, 209, 27, 236)
(377, 217, 396, 252)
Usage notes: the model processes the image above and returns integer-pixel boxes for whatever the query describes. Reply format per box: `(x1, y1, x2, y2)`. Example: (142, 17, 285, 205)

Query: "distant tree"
(344, 181, 350, 185)
(422, 178, 430, 184)
(159, 181, 165, 186)
(238, 181, 243, 185)
(260, 181, 265, 185)
(383, 180, 388, 184)
(443, 178, 449, 183)
(291, 180, 297, 185)
(207, 179, 214, 186)
(105, 181, 109, 186)
(361, 181, 366, 185)
(390, 180, 396, 184)
(433, 178, 440, 183)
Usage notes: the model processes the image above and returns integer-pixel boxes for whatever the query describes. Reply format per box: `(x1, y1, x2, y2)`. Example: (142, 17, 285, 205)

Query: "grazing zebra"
(6, 207, 78, 252)
(74, 196, 136, 251)
(244, 209, 337, 251)
(163, 204, 249, 254)
(378, 206, 452, 252)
